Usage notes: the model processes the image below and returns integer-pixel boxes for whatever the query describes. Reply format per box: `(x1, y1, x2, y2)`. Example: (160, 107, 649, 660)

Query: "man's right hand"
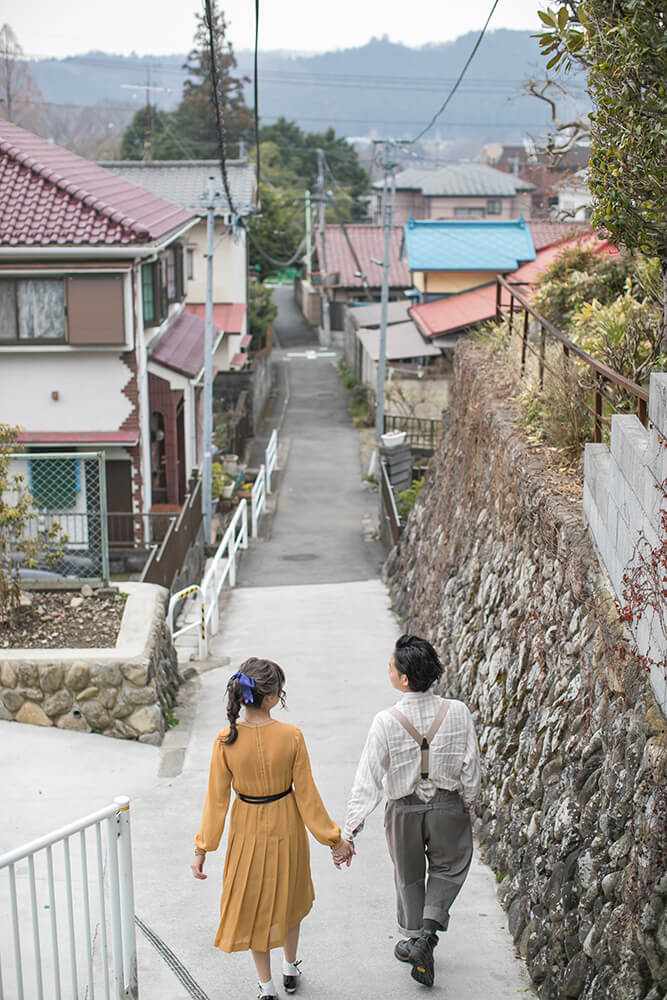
(332, 838, 355, 869)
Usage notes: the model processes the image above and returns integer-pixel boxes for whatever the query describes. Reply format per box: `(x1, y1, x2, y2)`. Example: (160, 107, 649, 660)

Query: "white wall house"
(104, 160, 256, 371)
(555, 169, 594, 222)
(0, 121, 202, 546)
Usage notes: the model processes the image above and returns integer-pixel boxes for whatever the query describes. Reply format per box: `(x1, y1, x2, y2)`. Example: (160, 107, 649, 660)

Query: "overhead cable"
(410, 0, 502, 143)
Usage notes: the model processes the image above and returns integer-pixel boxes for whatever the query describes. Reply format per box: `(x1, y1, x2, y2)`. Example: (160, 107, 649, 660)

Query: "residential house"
(402, 217, 536, 300)
(555, 169, 594, 222)
(372, 164, 535, 226)
(409, 225, 615, 348)
(104, 159, 256, 370)
(0, 121, 209, 553)
(312, 225, 412, 332)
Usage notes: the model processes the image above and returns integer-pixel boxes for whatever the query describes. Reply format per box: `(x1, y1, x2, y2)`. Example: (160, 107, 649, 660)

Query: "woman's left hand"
(191, 853, 207, 880)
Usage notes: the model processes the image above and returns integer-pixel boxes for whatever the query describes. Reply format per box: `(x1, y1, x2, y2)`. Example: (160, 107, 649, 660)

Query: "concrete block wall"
(583, 372, 667, 711)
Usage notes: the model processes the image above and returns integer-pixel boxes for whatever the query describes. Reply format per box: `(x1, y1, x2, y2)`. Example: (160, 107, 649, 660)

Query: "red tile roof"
(410, 234, 610, 339)
(18, 430, 140, 445)
(316, 226, 411, 288)
(229, 353, 248, 370)
(186, 302, 246, 333)
(0, 121, 194, 247)
(150, 310, 220, 378)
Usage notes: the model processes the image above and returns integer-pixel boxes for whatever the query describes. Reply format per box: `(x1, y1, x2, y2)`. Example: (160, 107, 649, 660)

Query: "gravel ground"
(0, 589, 126, 648)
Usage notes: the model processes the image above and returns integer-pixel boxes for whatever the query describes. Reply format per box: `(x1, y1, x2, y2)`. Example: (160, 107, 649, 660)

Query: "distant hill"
(28, 31, 588, 146)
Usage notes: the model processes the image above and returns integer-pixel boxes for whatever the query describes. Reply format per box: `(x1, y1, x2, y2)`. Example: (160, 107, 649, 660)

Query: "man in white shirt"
(335, 634, 480, 988)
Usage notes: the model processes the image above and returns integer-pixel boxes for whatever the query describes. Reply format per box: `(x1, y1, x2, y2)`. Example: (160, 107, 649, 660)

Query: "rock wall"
(384, 344, 667, 1000)
(0, 583, 179, 745)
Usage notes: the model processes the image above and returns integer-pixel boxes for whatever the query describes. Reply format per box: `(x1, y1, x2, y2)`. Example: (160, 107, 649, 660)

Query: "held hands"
(191, 853, 207, 880)
(331, 838, 355, 869)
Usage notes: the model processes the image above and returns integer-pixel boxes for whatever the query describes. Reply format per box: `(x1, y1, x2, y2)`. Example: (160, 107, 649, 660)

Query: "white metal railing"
(251, 467, 266, 539)
(168, 498, 248, 660)
(265, 430, 278, 494)
(0, 797, 137, 1000)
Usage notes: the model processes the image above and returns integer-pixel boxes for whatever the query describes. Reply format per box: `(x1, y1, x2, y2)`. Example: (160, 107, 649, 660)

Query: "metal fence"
(496, 275, 649, 442)
(139, 479, 203, 592)
(383, 415, 442, 454)
(6, 452, 110, 585)
(379, 458, 402, 552)
(0, 797, 137, 1000)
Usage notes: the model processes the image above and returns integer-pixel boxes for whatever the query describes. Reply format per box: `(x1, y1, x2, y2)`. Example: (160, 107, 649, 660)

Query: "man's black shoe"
(283, 960, 302, 994)
(394, 938, 415, 963)
(408, 931, 438, 987)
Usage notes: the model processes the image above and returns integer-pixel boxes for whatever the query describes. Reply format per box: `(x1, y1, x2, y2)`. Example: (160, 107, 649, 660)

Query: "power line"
(410, 0, 502, 143)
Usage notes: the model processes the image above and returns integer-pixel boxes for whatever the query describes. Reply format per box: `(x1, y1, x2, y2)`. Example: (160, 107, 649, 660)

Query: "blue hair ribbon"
(231, 671, 256, 704)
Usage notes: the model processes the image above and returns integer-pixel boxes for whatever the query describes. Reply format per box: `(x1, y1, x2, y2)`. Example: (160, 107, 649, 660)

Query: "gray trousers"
(384, 789, 473, 937)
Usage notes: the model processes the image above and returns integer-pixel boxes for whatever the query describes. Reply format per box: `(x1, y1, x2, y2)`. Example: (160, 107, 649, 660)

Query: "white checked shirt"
(342, 691, 481, 841)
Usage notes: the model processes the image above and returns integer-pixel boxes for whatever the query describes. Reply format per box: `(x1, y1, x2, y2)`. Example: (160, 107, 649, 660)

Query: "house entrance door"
(106, 461, 134, 545)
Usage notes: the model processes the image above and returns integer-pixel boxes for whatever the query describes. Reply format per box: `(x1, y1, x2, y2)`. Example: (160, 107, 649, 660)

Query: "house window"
(453, 207, 485, 219)
(142, 263, 158, 326)
(166, 249, 177, 301)
(0, 279, 66, 341)
(487, 198, 502, 215)
(186, 248, 194, 280)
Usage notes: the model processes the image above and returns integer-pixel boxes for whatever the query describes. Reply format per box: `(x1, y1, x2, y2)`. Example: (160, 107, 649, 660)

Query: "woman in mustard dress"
(191, 658, 352, 999)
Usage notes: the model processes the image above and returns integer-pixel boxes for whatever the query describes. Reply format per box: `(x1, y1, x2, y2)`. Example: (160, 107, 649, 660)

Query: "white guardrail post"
(251, 465, 266, 539)
(0, 799, 137, 1000)
(265, 429, 278, 493)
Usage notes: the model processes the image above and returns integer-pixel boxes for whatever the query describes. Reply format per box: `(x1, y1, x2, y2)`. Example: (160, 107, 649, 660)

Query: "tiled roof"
(315, 226, 411, 288)
(409, 234, 606, 339)
(356, 321, 441, 362)
(18, 430, 140, 445)
(403, 218, 535, 272)
(187, 302, 246, 334)
(150, 309, 220, 378)
(0, 121, 194, 247)
(103, 161, 256, 217)
(528, 221, 589, 250)
(375, 164, 534, 196)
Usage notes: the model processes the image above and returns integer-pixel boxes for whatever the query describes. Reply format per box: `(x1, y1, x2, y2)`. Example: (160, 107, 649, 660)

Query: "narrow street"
(1, 287, 532, 999)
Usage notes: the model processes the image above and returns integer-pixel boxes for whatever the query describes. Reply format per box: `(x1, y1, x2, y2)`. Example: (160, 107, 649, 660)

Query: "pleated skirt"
(214, 793, 314, 953)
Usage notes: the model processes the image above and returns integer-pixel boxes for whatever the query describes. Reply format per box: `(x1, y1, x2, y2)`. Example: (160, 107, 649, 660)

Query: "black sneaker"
(283, 960, 302, 994)
(409, 931, 438, 987)
(394, 938, 415, 963)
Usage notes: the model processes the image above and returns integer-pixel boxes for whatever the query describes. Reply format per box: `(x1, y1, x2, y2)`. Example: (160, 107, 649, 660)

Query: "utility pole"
(317, 149, 331, 345)
(305, 189, 312, 283)
(202, 175, 216, 543)
(374, 141, 397, 443)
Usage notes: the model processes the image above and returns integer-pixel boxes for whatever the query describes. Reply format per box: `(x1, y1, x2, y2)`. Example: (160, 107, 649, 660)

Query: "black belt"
(237, 787, 293, 804)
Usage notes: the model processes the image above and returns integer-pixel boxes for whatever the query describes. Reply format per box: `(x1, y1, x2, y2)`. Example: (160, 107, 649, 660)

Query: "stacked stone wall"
(0, 583, 179, 745)
(384, 343, 667, 1000)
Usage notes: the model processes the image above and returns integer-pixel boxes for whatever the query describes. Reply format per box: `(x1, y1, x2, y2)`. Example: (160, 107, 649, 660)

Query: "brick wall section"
(583, 373, 667, 712)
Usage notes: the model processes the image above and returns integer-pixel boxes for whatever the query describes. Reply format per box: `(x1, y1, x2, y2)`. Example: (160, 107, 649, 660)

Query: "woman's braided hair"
(222, 657, 286, 745)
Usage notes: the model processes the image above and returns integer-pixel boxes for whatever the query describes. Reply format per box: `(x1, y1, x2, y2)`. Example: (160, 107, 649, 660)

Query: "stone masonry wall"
(0, 583, 179, 745)
(384, 344, 667, 1000)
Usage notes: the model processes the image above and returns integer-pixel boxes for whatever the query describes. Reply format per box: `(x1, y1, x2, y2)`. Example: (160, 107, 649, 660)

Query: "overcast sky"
(5, 0, 545, 60)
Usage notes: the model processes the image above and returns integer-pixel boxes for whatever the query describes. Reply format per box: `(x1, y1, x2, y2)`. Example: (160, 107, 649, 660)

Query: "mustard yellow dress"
(195, 720, 341, 953)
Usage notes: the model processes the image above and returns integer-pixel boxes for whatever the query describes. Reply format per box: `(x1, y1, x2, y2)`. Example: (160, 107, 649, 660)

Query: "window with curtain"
(18, 280, 66, 339)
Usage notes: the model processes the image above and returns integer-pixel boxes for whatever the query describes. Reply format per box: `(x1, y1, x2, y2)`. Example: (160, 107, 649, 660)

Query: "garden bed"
(0, 589, 125, 649)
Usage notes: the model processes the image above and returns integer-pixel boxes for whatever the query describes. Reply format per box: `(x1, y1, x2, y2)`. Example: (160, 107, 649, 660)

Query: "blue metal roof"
(402, 217, 536, 272)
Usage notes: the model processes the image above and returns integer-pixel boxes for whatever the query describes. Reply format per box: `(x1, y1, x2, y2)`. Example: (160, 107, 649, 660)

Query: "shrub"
(397, 477, 425, 523)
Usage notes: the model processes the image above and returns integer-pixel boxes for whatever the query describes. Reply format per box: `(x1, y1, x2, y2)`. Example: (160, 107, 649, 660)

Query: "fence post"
(106, 812, 124, 1000)
(241, 500, 248, 550)
(114, 797, 138, 1000)
(539, 325, 546, 389)
(595, 375, 603, 443)
(521, 309, 529, 377)
(495, 279, 502, 323)
(199, 589, 208, 657)
(98, 452, 110, 585)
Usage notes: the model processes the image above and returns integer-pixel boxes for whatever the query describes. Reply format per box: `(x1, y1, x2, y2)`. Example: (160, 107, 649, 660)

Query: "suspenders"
(390, 701, 450, 779)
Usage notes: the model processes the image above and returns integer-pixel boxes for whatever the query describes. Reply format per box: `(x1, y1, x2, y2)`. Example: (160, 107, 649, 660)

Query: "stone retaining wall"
(384, 344, 667, 1000)
(0, 583, 179, 745)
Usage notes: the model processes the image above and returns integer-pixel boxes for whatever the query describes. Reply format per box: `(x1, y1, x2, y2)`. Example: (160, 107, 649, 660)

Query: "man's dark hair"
(393, 634, 443, 692)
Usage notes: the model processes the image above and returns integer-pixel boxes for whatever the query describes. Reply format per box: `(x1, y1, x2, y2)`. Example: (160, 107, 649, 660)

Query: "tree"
(534, 1, 667, 342)
(119, 105, 171, 160)
(247, 184, 304, 281)
(0, 426, 67, 625)
(0, 23, 44, 131)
